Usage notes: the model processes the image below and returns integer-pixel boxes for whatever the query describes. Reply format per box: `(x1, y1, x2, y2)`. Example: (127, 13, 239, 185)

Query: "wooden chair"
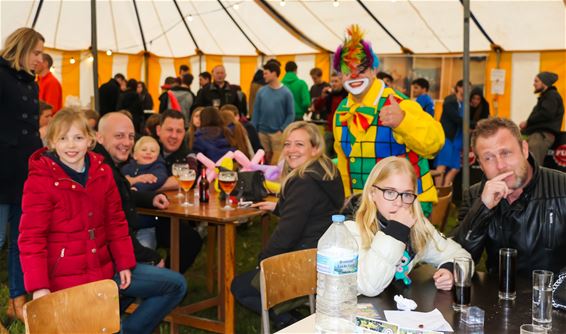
(23, 279, 120, 334)
(436, 183, 453, 198)
(430, 190, 453, 233)
(260, 248, 317, 334)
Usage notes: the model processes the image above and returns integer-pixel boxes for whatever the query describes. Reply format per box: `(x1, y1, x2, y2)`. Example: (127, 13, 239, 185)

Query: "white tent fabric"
(1, 0, 565, 56)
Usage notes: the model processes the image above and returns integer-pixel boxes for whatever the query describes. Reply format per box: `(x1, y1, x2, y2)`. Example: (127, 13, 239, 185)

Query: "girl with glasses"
(345, 156, 472, 296)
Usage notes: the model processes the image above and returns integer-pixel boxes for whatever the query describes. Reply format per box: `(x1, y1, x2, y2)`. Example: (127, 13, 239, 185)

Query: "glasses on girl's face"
(372, 185, 417, 204)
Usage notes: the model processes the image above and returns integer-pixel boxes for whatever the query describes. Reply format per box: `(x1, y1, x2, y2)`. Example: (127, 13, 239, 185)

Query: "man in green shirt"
(282, 61, 311, 121)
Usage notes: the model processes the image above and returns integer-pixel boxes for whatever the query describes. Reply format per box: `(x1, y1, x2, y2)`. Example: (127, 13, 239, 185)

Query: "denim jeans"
(114, 263, 187, 334)
(2, 203, 26, 298)
(0, 204, 8, 249)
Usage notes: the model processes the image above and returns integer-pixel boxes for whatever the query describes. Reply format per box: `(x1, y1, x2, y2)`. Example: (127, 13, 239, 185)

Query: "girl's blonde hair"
(0, 27, 44, 74)
(45, 108, 96, 151)
(280, 121, 338, 193)
(134, 136, 160, 155)
(188, 107, 204, 150)
(354, 156, 434, 253)
(219, 108, 252, 158)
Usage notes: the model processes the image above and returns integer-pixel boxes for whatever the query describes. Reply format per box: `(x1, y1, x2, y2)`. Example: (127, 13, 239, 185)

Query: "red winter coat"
(19, 148, 136, 293)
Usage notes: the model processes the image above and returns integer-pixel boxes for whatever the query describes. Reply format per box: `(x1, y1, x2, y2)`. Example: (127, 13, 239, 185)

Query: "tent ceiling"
(1, 0, 565, 57)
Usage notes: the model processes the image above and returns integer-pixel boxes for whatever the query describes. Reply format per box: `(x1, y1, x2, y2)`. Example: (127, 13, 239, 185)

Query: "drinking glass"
(218, 171, 238, 211)
(172, 163, 188, 198)
(499, 248, 517, 300)
(453, 257, 473, 311)
(532, 270, 553, 329)
(520, 324, 547, 334)
(178, 169, 196, 207)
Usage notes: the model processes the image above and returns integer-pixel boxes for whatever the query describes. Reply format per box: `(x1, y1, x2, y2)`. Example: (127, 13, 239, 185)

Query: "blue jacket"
(193, 127, 234, 162)
(120, 156, 168, 192)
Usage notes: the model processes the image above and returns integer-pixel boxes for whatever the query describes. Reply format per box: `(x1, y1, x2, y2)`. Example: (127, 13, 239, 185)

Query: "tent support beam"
(132, 0, 148, 52)
(31, 0, 44, 28)
(356, 0, 413, 54)
(91, 0, 100, 113)
(172, 0, 202, 54)
(462, 0, 471, 194)
(459, 0, 502, 50)
(217, 0, 262, 55)
(255, 0, 329, 53)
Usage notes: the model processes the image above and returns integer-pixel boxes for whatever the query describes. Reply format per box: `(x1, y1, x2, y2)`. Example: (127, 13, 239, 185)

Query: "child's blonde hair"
(45, 108, 96, 151)
(133, 136, 160, 156)
(354, 156, 435, 253)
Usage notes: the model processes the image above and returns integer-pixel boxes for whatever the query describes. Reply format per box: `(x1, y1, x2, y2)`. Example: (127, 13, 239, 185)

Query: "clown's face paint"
(343, 67, 375, 98)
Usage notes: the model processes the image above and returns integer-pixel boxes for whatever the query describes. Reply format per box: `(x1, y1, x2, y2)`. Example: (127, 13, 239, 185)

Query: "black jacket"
(525, 86, 565, 136)
(117, 89, 144, 134)
(453, 156, 566, 275)
(259, 161, 345, 261)
(93, 144, 162, 264)
(0, 57, 42, 203)
(194, 81, 240, 113)
(99, 79, 121, 116)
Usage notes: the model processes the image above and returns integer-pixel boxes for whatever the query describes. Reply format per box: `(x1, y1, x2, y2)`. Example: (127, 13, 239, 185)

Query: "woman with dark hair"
(117, 78, 144, 133)
(0, 26, 45, 321)
(469, 87, 490, 130)
(189, 106, 237, 161)
(137, 81, 154, 111)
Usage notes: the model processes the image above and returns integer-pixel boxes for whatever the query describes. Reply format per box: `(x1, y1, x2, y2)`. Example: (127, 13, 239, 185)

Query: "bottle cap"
(332, 214, 345, 223)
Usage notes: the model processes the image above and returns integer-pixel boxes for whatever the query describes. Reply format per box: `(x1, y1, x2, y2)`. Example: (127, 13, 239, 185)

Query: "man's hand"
(119, 269, 132, 290)
(481, 171, 514, 209)
(153, 193, 169, 209)
(379, 95, 405, 128)
(433, 268, 454, 290)
(156, 259, 165, 268)
(33, 289, 51, 300)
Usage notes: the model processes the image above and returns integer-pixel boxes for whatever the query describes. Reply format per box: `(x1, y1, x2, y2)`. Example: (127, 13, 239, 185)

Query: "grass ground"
(0, 205, 474, 333)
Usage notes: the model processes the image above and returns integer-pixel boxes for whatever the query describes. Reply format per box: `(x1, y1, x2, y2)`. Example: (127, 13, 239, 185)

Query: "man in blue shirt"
(411, 78, 435, 117)
(251, 61, 295, 164)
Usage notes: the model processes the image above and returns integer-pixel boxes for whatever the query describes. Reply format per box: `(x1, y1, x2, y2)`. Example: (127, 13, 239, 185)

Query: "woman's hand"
(33, 289, 51, 300)
(251, 201, 276, 212)
(388, 207, 416, 228)
(433, 268, 453, 291)
(119, 269, 132, 290)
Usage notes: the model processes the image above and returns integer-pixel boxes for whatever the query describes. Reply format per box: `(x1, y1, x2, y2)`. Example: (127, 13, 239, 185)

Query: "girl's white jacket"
(344, 219, 473, 297)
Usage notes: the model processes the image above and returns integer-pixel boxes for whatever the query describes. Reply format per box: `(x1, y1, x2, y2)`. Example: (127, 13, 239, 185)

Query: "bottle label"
(317, 253, 358, 276)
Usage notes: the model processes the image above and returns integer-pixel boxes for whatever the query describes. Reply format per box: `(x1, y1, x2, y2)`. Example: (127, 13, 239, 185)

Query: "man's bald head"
(96, 112, 135, 164)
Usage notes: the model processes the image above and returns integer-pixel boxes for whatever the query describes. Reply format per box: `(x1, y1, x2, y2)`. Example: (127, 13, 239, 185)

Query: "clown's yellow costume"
(333, 26, 444, 215)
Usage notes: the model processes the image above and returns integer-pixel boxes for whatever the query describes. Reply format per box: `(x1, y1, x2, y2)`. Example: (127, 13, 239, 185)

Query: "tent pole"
(31, 0, 44, 29)
(462, 0, 471, 194)
(91, 0, 100, 112)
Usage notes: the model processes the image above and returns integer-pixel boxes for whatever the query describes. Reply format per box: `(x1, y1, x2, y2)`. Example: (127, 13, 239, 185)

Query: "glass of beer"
(178, 168, 196, 207)
(453, 257, 473, 311)
(172, 163, 188, 198)
(499, 248, 517, 300)
(218, 171, 238, 211)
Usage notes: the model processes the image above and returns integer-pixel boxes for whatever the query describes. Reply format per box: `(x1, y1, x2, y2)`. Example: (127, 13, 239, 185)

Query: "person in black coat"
(99, 73, 126, 116)
(117, 79, 144, 134)
(230, 121, 345, 329)
(0, 27, 45, 321)
(469, 87, 490, 130)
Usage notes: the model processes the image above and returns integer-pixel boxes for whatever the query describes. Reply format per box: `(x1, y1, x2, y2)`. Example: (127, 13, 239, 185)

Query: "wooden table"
(277, 265, 566, 333)
(138, 190, 268, 334)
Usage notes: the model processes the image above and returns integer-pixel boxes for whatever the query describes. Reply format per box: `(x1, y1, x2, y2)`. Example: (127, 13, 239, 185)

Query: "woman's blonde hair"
(45, 108, 96, 151)
(188, 107, 204, 150)
(219, 108, 252, 158)
(354, 156, 434, 253)
(280, 121, 338, 193)
(134, 136, 160, 156)
(0, 27, 44, 73)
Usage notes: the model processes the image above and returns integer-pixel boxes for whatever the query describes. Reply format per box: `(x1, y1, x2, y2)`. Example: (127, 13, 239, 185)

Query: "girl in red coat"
(19, 108, 136, 300)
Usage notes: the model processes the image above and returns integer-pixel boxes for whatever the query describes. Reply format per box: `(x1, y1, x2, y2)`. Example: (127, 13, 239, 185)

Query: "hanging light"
(234, 3, 239, 10)
(187, 14, 193, 22)
(106, 49, 112, 56)
(280, 0, 286, 7)
(69, 57, 76, 64)
(88, 55, 94, 63)
(333, 0, 339, 7)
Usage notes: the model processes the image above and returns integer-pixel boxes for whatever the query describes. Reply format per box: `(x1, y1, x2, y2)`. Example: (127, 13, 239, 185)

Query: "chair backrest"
(436, 183, 453, 198)
(23, 279, 120, 334)
(430, 191, 453, 233)
(260, 248, 317, 333)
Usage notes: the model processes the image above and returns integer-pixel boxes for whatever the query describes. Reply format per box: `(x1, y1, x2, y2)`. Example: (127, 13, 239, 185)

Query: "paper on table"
(384, 308, 453, 332)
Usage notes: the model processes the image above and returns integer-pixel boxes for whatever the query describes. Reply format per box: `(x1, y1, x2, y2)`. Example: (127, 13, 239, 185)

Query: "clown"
(333, 25, 444, 215)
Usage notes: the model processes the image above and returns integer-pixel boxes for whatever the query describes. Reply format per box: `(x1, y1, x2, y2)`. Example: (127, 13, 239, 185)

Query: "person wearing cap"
(519, 71, 565, 165)
(332, 25, 444, 216)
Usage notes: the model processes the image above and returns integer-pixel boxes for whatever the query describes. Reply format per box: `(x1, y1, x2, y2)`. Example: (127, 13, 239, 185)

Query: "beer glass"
(453, 257, 473, 311)
(178, 168, 196, 207)
(172, 163, 188, 198)
(218, 171, 238, 211)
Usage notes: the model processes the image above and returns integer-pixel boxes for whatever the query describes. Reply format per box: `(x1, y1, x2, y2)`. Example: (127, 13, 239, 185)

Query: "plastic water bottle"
(315, 214, 358, 333)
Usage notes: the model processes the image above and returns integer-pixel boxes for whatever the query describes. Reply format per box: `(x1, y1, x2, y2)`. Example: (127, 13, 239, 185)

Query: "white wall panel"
(510, 53, 540, 125)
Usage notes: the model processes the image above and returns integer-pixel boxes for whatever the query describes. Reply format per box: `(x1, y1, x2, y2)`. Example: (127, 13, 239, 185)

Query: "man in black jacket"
(99, 73, 126, 116)
(453, 117, 566, 275)
(520, 71, 565, 165)
(194, 65, 240, 113)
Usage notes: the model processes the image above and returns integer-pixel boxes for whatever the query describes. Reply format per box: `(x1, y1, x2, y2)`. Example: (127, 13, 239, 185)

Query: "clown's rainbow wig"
(333, 25, 379, 75)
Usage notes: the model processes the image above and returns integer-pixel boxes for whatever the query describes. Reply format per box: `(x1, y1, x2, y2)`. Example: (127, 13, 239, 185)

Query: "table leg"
(207, 225, 217, 293)
(170, 217, 180, 272)
(220, 223, 236, 334)
(217, 226, 225, 319)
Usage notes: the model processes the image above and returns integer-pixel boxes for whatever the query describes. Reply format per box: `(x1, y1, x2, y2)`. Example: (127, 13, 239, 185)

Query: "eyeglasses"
(372, 185, 417, 204)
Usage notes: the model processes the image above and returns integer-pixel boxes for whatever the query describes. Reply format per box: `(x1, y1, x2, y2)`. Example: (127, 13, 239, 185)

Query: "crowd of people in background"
(1, 24, 566, 333)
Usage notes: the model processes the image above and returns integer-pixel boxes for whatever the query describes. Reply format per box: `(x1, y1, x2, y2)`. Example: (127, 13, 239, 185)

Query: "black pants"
(156, 218, 203, 274)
